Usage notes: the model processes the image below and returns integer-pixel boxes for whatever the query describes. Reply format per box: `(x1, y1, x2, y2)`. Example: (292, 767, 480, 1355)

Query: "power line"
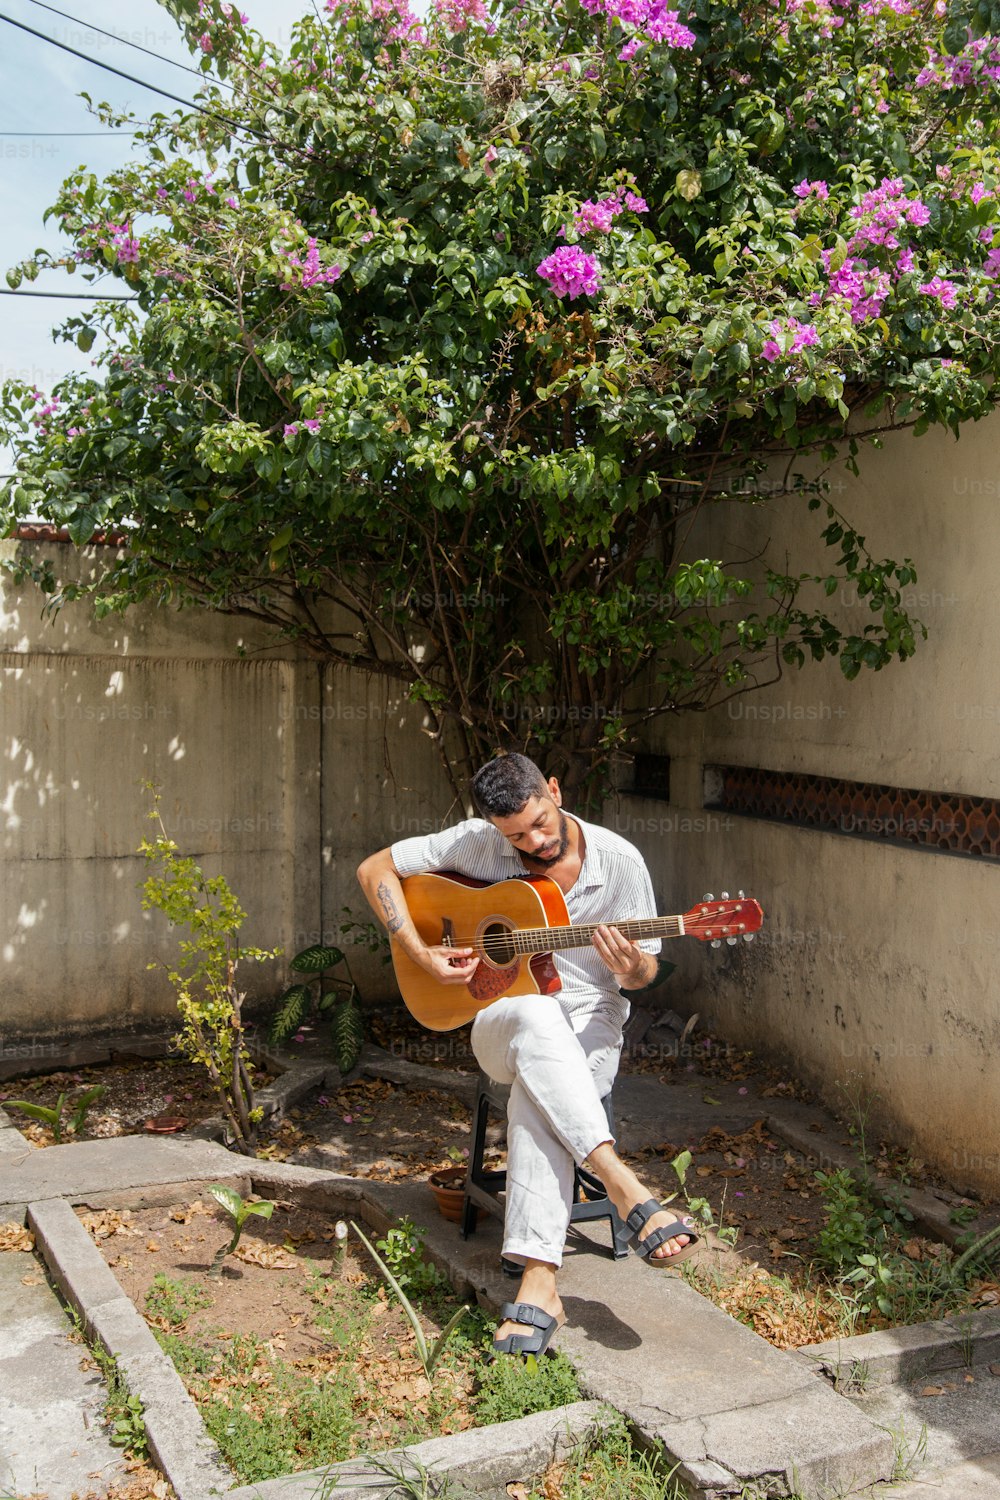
(0, 287, 137, 299)
(0, 10, 261, 141)
(0, 129, 137, 135)
(25, 0, 235, 91)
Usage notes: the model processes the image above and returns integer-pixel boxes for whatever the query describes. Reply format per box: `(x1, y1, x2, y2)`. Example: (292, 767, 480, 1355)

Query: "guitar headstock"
(683, 892, 763, 946)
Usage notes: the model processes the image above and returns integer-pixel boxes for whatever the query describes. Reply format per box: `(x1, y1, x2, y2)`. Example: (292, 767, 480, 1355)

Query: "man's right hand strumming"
(356, 847, 480, 986)
(413, 943, 480, 985)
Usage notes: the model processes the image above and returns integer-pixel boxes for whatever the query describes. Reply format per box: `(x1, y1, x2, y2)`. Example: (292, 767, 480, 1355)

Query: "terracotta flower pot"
(428, 1165, 471, 1223)
(144, 1115, 188, 1133)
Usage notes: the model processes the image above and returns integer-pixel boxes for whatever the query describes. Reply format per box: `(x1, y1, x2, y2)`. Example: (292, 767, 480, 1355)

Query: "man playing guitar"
(357, 751, 700, 1358)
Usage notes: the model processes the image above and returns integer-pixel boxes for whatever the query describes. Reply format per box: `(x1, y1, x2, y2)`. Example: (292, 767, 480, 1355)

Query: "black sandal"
(491, 1301, 563, 1357)
(626, 1200, 700, 1266)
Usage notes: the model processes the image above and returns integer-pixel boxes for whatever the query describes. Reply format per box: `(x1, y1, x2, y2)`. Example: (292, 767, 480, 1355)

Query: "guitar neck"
(511, 915, 683, 957)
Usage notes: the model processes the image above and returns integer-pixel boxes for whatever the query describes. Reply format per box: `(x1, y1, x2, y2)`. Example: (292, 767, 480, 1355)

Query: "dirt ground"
(4, 1010, 995, 1322)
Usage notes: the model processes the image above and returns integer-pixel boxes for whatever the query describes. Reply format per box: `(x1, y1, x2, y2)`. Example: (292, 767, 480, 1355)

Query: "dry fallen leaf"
(234, 1242, 295, 1270)
(20, 1273, 41, 1286)
(0, 1222, 34, 1252)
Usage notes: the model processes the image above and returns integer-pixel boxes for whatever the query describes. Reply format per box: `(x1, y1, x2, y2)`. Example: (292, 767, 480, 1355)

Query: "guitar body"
(392, 871, 570, 1032)
(390, 871, 764, 1034)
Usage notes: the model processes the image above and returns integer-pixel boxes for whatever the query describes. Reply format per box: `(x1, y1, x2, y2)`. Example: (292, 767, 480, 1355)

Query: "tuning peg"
(721, 890, 729, 900)
(711, 939, 722, 948)
(726, 935, 737, 945)
(703, 892, 714, 902)
(743, 933, 755, 944)
(737, 889, 745, 899)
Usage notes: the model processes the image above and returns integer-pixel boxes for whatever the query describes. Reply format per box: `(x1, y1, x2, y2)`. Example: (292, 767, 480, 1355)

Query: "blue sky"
(0, 0, 295, 468)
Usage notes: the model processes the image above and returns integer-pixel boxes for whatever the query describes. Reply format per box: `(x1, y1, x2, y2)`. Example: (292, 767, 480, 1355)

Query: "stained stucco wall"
(1, 537, 450, 1052)
(618, 415, 1000, 1196)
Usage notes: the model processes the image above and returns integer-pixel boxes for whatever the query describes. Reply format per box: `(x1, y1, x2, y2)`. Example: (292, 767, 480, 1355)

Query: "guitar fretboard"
(509, 916, 684, 957)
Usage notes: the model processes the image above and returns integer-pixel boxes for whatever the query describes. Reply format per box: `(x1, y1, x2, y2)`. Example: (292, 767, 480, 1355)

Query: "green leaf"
(207, 1183, 244, 1221)
(291, 944, 345, 972)
(691, 348, 713, 382)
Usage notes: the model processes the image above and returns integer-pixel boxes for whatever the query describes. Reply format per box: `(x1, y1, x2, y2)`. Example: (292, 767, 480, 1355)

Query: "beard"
(521, 812, 571, 868)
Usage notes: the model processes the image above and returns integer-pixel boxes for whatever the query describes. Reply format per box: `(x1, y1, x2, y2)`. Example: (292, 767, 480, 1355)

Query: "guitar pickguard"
(467, 959, 522, 1002)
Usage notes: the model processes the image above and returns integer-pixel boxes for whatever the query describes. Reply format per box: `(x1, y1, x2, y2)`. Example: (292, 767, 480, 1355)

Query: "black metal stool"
(460, 1070, 631, 1259)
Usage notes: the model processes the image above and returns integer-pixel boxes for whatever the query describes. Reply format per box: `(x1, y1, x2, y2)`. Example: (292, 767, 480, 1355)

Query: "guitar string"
(444, 919, 688, 954)
(441, 908, 751, 956)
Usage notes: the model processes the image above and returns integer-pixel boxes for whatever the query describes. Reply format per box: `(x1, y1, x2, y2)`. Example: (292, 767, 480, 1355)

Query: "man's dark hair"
(471, 753, 549, 819)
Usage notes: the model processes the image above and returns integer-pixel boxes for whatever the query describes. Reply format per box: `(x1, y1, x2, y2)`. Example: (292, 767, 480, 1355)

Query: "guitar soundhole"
(480, 921, 516, 968)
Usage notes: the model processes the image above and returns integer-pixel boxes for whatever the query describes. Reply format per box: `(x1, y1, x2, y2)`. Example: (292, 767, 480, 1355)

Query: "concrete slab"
(0, 1135, 252, 1216)
(224, 1401, 614, 1500)
(0, 1247, 131, 1500)
(28, 1195, 234, 1500)
(801, 1307, 1000, 1390)
(846, 1368, 1000, 1476)
(871, 1453, 1000, 1497)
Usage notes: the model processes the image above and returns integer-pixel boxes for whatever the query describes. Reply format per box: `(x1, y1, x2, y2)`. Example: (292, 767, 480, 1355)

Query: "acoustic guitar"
(391, 870, 764, 1031)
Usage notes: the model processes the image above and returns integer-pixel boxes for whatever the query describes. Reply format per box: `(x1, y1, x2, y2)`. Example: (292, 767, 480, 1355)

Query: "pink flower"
(536, 245, 602, 298)
(198, 30, 213, 51)
(984, 248, 1000, 279)
(761, 339, 782, 362)
(284, 423, 299, 436)
(483, 144, 498, 176)
(793, 179, 829, 200)
(971, 182, 992, 205)
(918, 275, 958, 308)
(302, 418, 321, 432)
(584, 0, 695, 47)
(434, 0, 489, 31)
(279, 236, 343, 290)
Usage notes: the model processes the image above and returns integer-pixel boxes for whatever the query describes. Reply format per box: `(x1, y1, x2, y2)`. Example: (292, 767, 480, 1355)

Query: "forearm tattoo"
(376, 880, 406, 935)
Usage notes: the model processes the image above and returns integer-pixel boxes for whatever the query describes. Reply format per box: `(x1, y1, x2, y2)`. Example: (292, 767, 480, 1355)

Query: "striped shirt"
(390, 812, 661, 1021)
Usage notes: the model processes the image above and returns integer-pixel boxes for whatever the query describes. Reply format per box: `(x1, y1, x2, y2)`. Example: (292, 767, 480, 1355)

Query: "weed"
(90, 1342, 149, 1460)
(670, 1148, 739, 1246)
(473, 1347, 580, 1425)
(198, 1334, 358, 1483)
(881, 1416, 929, 1482)
(373, 1217, 448, 1300)
(144, 1272, 213, 1328)
(524, 1412, 682, 1499)
(949, 1203, 977, 1228)
(352, 1220, 469, 1381)
(3, 1085, 105, 1143)
(152, 1328, 215, 1375)
(312, 1450, 459, 1498)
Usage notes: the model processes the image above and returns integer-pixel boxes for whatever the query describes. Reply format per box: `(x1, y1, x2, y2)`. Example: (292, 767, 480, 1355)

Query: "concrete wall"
(618, 416, 1000, 1197)
(1, 537, 451, 1052)
(4, 410, 1000, 1202)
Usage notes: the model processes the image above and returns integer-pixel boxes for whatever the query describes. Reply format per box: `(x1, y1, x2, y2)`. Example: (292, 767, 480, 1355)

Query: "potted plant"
(428, 1147, 472, 1223)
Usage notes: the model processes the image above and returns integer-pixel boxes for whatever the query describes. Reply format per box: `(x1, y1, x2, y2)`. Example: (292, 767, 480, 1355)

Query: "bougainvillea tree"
(4, 0, 1000, 796)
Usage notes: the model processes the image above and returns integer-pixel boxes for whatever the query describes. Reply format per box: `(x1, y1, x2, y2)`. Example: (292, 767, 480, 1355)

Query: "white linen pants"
(469, 992, 623, 1267)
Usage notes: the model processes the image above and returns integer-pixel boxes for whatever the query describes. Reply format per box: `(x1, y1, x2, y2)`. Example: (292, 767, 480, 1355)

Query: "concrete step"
(870, 1453, 1000, 1498)
(847, 1366, 1000, 1482)
(0, 1247, 131, 1499)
